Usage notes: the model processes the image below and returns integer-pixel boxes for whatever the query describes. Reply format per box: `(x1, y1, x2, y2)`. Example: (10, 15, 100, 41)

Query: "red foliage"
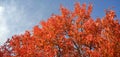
(0, 2, 120, 57)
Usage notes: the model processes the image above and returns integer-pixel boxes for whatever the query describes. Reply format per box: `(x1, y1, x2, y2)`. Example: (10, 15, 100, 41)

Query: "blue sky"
(0, 0, 120, 45)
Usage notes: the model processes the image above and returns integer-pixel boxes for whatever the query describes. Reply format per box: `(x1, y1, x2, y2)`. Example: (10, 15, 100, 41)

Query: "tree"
(0, 2, 120, 57)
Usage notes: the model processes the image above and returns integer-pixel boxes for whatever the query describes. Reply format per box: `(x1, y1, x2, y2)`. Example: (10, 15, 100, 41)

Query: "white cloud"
(0, 0, 43, 45)
(0, 6, 10, 45)
(0, 0, 30, 45)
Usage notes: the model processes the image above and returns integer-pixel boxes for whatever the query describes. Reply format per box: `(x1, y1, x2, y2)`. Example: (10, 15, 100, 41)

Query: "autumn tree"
(0, 2, 120, 57)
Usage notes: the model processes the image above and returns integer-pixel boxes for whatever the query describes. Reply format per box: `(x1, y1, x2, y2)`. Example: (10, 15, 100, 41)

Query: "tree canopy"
(0, 2, 120, 57)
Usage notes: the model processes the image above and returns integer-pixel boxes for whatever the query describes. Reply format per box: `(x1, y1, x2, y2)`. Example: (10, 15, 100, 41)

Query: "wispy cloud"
(0, 0, 43, 45)
(0, 0, 27, 45)
(0, 6, 10, 45)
